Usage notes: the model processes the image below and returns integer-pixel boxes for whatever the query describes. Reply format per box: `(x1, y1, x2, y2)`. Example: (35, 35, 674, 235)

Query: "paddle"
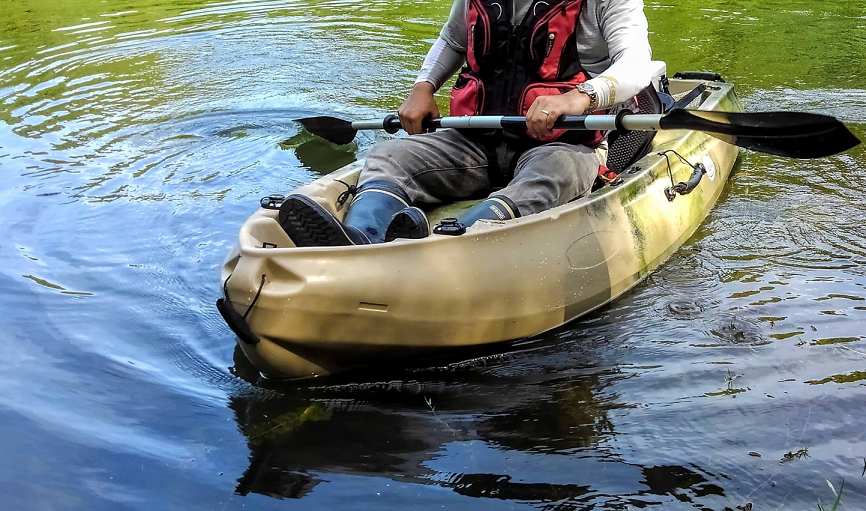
(296, 109, 860, 159)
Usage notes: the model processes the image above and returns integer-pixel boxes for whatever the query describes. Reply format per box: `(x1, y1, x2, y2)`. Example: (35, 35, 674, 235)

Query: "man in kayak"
(280, 0, 654, 246)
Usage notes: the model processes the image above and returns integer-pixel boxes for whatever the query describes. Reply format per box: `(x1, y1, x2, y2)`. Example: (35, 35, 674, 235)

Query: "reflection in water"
(476, 374, 620, 453)
(1, 0, 866, 509)
(228, 363, 733, 509)
(280, 131, 359, 174)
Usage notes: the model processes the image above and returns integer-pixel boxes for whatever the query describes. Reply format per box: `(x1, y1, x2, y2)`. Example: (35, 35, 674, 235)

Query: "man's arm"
(582, 0, 653, 110)
(401, 33, 466, 134)
(414, 36, 466, 92)
(527, 0, 653, 139)
(401, 0, 467, 134)
(415, 0, 468, 91)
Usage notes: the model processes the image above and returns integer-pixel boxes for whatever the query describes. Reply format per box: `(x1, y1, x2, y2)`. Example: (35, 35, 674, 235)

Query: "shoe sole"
(385, 207, 430, 242)
(278, 195, 354, 247)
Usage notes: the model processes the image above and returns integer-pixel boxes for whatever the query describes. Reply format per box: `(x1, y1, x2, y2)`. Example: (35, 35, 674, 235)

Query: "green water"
(2, 1, 865, 119)
(1, 1, 865, 510)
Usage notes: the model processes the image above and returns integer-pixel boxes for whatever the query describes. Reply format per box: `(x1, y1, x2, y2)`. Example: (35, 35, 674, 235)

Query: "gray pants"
(358, 129, 607, 215)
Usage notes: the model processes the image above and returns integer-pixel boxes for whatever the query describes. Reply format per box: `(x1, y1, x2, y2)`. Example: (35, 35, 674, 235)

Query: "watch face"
(579, 83, 595, 93)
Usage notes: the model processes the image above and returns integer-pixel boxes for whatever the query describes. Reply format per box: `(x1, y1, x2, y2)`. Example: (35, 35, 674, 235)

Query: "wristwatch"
(576, 82, 599, 114)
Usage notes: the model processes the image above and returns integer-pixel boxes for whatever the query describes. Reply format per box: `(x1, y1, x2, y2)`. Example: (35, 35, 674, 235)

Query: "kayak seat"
(603, 84, 664, 177)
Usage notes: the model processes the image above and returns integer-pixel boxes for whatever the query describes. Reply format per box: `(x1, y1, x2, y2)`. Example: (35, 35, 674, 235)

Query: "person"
(279, 0, 654, 247)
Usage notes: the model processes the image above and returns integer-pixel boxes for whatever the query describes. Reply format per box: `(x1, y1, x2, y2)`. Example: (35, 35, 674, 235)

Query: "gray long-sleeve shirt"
(416, 0, 654, 110)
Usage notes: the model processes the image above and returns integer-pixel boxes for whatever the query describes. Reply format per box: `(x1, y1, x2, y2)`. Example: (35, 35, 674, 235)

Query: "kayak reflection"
(228, 351, 730, 507)
(279, 131, 359, 175)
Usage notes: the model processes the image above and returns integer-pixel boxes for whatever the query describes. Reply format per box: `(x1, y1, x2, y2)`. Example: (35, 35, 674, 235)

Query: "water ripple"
(2, 0, 866, 509)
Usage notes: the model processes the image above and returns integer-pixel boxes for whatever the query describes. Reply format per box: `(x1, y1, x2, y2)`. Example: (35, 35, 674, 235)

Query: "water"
(1, 0, 865, 509)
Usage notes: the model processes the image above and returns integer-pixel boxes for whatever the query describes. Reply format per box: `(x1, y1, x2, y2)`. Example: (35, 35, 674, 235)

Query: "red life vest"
(449, 0, 603, 145)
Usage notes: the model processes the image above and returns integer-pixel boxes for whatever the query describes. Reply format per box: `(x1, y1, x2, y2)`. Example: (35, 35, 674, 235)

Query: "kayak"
(219, 73, 742, 379)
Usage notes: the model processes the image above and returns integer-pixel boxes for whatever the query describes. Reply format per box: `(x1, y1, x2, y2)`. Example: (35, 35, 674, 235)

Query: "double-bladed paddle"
(296, 109, 860, 159)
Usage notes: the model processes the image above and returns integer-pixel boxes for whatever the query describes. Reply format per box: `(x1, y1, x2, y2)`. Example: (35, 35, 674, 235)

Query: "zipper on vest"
(500, 0, 535, 113)
(469, 0, 491, 55)
(529, 0, 576, 62)
(500, 27, 518, 112)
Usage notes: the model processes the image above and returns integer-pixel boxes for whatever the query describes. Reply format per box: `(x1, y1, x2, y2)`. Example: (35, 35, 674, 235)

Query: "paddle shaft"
(352, 114, 663, 133)
(298, 109, 859, 158)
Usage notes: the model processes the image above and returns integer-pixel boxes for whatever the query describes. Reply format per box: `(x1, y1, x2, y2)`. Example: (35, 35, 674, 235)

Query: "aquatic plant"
(816, 479, 844, 511)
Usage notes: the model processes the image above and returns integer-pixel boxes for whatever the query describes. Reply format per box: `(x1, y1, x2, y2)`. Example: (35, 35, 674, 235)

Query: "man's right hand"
(398, 82, 440, 135)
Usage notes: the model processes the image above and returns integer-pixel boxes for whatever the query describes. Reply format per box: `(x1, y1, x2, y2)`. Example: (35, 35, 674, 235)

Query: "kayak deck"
(220, 77, 742, 379)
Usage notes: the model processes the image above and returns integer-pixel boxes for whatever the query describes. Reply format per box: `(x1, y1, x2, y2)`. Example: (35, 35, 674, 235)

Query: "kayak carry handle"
(217, 298, 261, 345)
(665, 163, 706, 202)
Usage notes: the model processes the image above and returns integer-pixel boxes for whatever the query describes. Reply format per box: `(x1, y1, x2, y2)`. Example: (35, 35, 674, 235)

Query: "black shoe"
(279, 179, 411, 247)
(385, 206, 430, 242)
(278, 194, 363, 247)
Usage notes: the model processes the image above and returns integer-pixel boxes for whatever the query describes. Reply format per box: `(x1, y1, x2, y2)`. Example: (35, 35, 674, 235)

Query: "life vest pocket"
(467, 0, 491, 73)
(530, 0, 583, 80)
(450, 73, 486, 117)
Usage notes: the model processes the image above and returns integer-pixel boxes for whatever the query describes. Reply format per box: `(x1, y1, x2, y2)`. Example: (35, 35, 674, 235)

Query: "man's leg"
(450, 142, 606, 228)
(359, 128, 492, 205)
(498, 142, 607, 215)
(280, 129, 493, 246)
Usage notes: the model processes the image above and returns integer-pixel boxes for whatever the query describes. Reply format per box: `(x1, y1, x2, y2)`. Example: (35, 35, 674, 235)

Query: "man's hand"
(398, 82, 440, 135)
(525, 90, 591, 141)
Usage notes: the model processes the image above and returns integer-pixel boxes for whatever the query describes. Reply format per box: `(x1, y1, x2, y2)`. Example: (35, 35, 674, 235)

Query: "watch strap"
(577, 83, 599, 113)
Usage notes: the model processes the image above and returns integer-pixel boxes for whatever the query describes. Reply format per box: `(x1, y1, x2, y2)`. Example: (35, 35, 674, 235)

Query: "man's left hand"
(525, 90, 591, 141)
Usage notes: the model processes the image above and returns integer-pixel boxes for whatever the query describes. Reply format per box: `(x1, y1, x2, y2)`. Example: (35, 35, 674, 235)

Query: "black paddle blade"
(660, 109, 860, 159)
(295, 116, 357, 145)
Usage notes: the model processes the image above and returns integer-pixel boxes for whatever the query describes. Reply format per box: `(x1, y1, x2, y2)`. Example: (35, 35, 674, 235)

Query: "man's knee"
(361, 138, 424, 185)
(366, 138, 411, 163)
(532, 149, 581, 180)
(519, 145, 598, 184)
(506, 144, 602, 213)
(523, 143, 597, 163)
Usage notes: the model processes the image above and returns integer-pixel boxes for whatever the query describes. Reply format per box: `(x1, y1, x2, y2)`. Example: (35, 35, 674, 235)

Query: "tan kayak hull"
(221, 79, 742, 378)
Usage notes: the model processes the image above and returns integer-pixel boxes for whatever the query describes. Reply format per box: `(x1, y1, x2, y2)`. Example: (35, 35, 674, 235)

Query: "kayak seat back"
(604, 84, 664, 175)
